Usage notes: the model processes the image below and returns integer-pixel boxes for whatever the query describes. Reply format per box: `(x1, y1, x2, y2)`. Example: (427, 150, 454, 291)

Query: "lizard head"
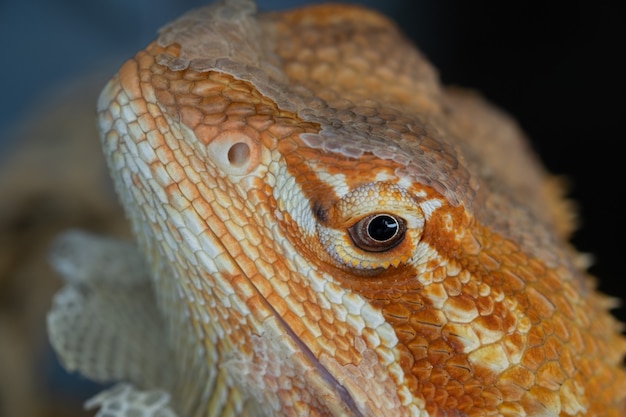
(96, 1, 626, 416)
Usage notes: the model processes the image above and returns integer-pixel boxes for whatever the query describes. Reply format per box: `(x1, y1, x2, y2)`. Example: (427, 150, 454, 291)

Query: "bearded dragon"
(47, 0, 626, 416)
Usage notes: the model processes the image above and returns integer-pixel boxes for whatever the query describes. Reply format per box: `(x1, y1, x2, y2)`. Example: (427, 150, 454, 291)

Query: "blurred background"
(1, 0, 624, 416)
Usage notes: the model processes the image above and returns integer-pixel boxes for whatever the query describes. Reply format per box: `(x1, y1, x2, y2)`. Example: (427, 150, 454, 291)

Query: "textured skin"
(48, 1, 626, 416)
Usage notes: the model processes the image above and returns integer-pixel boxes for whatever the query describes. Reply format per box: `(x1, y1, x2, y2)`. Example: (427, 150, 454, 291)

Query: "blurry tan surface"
(0, 76, 130, 417)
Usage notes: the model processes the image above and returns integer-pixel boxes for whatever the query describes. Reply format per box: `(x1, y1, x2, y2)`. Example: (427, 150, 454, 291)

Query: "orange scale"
(426, 338, 453, 365)
(535, 361, 565, 391)
(196, 95, 230, 115)
(521, 346, 546, 372)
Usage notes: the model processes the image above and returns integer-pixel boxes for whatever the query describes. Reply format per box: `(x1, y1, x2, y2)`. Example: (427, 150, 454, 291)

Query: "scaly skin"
(51, 1, 626, 416)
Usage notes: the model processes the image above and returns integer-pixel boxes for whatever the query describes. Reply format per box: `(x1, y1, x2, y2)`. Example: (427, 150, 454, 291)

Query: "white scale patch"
(418, 198, 443, 220)
(269, 156, 317, 237)
(308, 162, 351, 197)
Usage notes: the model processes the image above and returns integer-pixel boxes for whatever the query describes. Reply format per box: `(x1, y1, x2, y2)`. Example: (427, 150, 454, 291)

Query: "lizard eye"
(313, 183, 424, 271)
(348, 213, 406, 252)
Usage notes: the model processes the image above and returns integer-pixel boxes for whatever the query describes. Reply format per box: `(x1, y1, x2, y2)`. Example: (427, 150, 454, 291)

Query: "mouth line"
(262, 298, 365, 417)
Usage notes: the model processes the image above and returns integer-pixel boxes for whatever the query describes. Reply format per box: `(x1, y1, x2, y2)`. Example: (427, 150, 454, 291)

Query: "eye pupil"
(367, 215, 399, 242)
(348, 213, 407, 252)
